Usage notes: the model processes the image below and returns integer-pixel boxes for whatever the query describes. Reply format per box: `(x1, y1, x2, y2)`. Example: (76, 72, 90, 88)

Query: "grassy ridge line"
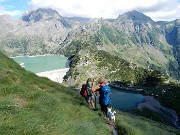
(0, 52, 179, 135)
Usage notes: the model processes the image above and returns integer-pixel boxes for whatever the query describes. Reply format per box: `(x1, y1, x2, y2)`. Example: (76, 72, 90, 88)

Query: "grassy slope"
(0, 52, 179, 135)
(159, 84, 180, 115)
(116, 112, 179, 135)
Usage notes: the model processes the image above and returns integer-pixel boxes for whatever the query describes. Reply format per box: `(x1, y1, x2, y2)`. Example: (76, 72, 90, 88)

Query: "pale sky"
(0, 0, 180, 21)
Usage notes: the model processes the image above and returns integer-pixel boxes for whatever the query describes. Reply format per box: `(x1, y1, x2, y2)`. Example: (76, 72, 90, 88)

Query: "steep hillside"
(163, 20, 180, 79)
(0, 51, 110, 135)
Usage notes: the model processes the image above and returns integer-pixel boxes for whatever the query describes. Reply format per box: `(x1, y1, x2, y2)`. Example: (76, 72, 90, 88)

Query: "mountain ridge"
(117, 10, 155, 24)
(0, 8, 180, 80)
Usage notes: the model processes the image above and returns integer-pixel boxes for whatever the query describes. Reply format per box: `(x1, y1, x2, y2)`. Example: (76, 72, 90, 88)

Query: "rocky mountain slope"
(0, 8, 71, 55)
(0, 8, 180, 80)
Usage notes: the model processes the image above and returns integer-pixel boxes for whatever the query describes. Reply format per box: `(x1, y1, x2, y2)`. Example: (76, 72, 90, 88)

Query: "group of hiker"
(80, 77, 111, 116)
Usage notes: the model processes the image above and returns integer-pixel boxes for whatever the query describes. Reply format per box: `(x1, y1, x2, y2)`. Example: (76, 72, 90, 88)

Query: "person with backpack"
(80, 78, 95, 109)
(92, 77, 111, 116)
(86, 78, 95, 109)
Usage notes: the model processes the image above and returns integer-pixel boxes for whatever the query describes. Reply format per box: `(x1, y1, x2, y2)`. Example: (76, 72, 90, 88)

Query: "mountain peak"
(22, 8, 62, 23)
(118, 10, 154, 23)
(0, 14, 12, 19)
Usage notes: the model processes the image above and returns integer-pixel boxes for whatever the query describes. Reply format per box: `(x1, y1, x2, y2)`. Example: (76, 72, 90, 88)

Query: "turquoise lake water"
(13, 55, 69, 73)
(94, 87, 145, 110)
(110, 87, 145, 110)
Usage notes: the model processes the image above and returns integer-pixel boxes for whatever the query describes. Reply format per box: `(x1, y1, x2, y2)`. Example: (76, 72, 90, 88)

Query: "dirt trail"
(104, 118, 118, 135)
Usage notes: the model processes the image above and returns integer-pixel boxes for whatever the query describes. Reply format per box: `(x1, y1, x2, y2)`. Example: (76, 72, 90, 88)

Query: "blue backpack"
(99, 85, 111, 105)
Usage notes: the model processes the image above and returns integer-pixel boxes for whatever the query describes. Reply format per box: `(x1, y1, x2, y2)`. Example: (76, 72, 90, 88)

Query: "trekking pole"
(95, 91, 98, 110)
(92, 79, 96, 110)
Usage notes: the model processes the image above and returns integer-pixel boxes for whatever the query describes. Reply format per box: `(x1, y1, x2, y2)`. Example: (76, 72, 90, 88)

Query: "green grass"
(139, 83, 180, 115)
(0, 51, 179, 135)
(160, 85, 180, 115)
(116, 111, 179, 135)
(99, 24, 128, 45)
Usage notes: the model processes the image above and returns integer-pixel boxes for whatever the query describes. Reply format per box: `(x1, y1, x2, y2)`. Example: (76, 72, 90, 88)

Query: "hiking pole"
(95, 91, 98, 110)
(92, 79, 97, 110)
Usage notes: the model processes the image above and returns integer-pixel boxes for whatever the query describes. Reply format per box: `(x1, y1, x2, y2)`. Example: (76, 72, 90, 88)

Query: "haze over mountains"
(0, 8, 180, 80)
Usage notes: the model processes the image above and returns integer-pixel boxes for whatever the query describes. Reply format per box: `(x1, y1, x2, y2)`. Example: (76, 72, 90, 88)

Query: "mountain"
(0, 8, 72, 56)
(113, 10, 155, 35)
(0, 8, 180, 80)
(164, 19, 180, 46)
(62, 10, 180, 80)
(21, 8, 71, 28)
(64, 17, 92, 28)
(0, 15, 18, 35)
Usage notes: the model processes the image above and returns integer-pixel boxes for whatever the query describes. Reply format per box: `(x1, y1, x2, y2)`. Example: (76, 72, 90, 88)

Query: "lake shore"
(10, 54, 66, 58)
(137, 96, 179, 128)
(36, 68, 69, 83)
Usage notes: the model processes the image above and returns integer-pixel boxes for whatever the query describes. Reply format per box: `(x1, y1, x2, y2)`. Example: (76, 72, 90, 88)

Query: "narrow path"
(106, 122, 118, 135)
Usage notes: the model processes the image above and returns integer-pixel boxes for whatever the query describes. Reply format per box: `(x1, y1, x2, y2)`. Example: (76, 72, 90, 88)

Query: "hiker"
(92, 77, 111, 116)
(86, 78, 95, 109)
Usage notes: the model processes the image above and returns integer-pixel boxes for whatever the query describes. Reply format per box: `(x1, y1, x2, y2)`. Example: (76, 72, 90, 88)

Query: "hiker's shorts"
(86, 94, 94, 103)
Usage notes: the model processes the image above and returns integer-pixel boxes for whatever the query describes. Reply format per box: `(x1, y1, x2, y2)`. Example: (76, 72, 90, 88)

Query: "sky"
(0, 0, 180, 21)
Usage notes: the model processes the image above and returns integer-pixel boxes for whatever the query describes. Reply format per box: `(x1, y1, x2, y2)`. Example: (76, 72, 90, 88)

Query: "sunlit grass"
(116, 111, 179, 135)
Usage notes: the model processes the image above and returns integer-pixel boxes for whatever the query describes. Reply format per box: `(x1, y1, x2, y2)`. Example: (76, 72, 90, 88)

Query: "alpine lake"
(12, 54, 146, 110)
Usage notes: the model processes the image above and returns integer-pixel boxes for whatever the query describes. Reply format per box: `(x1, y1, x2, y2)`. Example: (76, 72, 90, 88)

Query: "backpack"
(99, 85, 111, 105)
(80, 84, 87, 97)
